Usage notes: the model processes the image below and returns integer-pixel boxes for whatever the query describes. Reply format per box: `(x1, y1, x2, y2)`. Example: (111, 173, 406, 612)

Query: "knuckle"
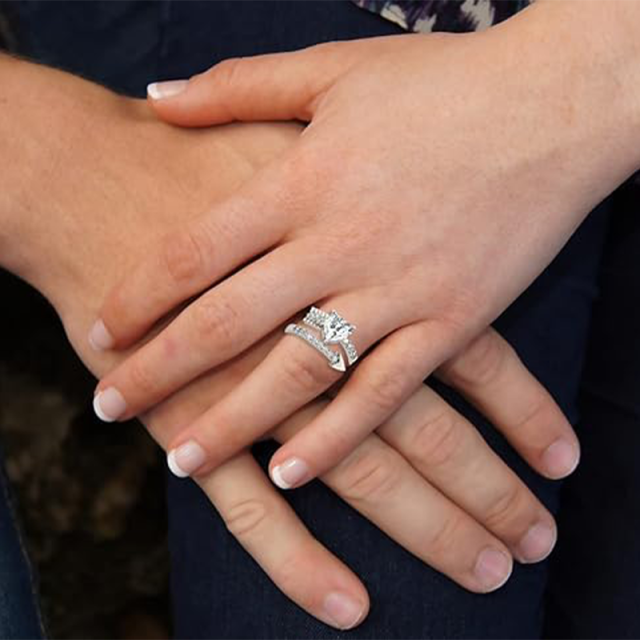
(102, 285, 131, 333)
(443, 330, 508, 389)
(339, 449, 403, 504)
(159, 228, 206, 286)
(358, 368, 408, 415)
(223, 498, 270, 539)
(424, 512, 468, 561)
(272, 550, 309, 598)
(270, 152, 320, 219)
(213, 57, 243, 83)
(310, 41, 342, 57)
(511, 392, 551, 433)
(279, 347, 338, 396)
(208, 58, 250, 99)
(127, 359, 158, 397)
(190, 295, 242, 345)
(409, 409, 463, 469)
(483, 485, 529, 533)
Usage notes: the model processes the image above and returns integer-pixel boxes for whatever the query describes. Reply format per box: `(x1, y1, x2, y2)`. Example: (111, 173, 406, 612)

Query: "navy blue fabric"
(543, 183, 640, 639)
(5, 1, 636, 637)
(9, 0, 403, 97)
(0, 448, 44, 639)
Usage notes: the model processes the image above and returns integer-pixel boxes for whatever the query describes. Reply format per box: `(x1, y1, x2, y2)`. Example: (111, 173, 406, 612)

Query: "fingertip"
(541, 438, 581, 479)
(322, 591, 369, 630)
(147, 79, 189, 101)
(92, 393, 112, 423)
(474, 547, 513, 593)
(93, 387, 127, 423)
(167, 450, 189, 478)
(146, 77, 216, 127)
(270, 457, 311, 490)
(167, 440, 207, 479)
(146, 79, 205, 127)
(88, 319, 114, 352)
(516, 521, 557, 564)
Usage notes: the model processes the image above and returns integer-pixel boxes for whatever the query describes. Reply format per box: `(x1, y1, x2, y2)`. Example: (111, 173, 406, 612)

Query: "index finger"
(196, 452, 369, 630)
(89, 160, 294, 352)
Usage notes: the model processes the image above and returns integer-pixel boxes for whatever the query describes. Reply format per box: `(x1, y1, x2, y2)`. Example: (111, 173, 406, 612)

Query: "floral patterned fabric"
(352, 0, 531, 33)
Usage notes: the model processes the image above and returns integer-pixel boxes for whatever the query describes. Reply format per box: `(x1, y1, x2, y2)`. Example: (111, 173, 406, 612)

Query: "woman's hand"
(3, 60, 566, 626)
(90, 1, 640, 487)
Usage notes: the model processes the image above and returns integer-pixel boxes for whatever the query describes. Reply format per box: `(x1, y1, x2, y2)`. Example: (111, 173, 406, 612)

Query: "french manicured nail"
(518, 522, 557, 563)
(88, 319, 114, 351)
(167, 440, 206, 478)
(93, 388, 126, 422)
(271, 458, 310, 489)
(543, 439, 580, 478)
(322, 592, 366, 630)
(147, 80, 188, 100)
(474, 547, 512, 591)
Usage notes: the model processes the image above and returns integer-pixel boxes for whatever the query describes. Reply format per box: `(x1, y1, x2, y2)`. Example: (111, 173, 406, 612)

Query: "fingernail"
(167, 440, 207, 478)
(88, 319, 114, 351)
(542, 439, 580, 478)
(93, 388, 127, 422)
(518, 522, 557, 563)
(271, 458, 310, 489)
(474, 547, 512, 592)
(322, 592, 366, 630)
(147, 80, 188, 100)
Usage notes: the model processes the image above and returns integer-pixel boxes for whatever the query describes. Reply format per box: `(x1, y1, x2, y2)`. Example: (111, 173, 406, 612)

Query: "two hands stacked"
(4, 1, 640, 630)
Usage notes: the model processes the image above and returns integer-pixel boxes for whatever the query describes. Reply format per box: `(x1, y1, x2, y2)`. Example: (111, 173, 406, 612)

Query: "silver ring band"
(284, 307, 359, 372)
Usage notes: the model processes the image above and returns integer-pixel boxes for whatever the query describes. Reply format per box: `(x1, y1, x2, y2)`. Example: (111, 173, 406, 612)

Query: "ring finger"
(163, 291, 403, 478)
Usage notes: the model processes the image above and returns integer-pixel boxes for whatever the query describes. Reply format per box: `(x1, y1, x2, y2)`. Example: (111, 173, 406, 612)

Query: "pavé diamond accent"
(343, 341, 359, 366)
(284, 324, 346, 372)
(288, 307, 359, 371)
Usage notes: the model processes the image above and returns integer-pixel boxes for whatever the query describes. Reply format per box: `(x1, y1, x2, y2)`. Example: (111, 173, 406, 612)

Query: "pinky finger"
(197, 452, 370, 630)
(437, 327, 580, 479)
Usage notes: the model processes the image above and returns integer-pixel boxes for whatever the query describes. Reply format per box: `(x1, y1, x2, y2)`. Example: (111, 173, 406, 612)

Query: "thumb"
(146, 41, 367, 127)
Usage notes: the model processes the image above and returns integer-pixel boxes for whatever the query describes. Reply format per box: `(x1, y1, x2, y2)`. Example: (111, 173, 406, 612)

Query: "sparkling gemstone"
(322, 311, 355, 344)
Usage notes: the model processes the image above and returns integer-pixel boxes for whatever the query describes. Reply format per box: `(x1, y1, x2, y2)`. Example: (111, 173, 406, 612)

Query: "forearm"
(0, 54, 53, 266)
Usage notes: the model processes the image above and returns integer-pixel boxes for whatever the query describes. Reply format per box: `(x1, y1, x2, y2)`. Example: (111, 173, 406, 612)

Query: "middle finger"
(376, 385, 557, 564)
(93, 240, 336, 422)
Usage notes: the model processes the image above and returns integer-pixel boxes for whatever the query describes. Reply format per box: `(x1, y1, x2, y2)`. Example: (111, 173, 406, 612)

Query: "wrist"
(489, 1, 640, 200)
(0, 58, 138, 285)
(534, 0, 640, 125)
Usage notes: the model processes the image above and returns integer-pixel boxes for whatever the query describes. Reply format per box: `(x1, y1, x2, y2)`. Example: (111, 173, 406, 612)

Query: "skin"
(93, 0, 640, 494)
(1, 57, 577, 627)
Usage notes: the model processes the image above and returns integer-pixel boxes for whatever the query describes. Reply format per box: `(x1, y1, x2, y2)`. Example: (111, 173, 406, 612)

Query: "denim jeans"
(0, 448, 44, 639)
(7, 1, 639, 637)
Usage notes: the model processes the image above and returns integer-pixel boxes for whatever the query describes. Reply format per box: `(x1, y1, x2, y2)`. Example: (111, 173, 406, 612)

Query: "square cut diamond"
(322, 311, 355, 344)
